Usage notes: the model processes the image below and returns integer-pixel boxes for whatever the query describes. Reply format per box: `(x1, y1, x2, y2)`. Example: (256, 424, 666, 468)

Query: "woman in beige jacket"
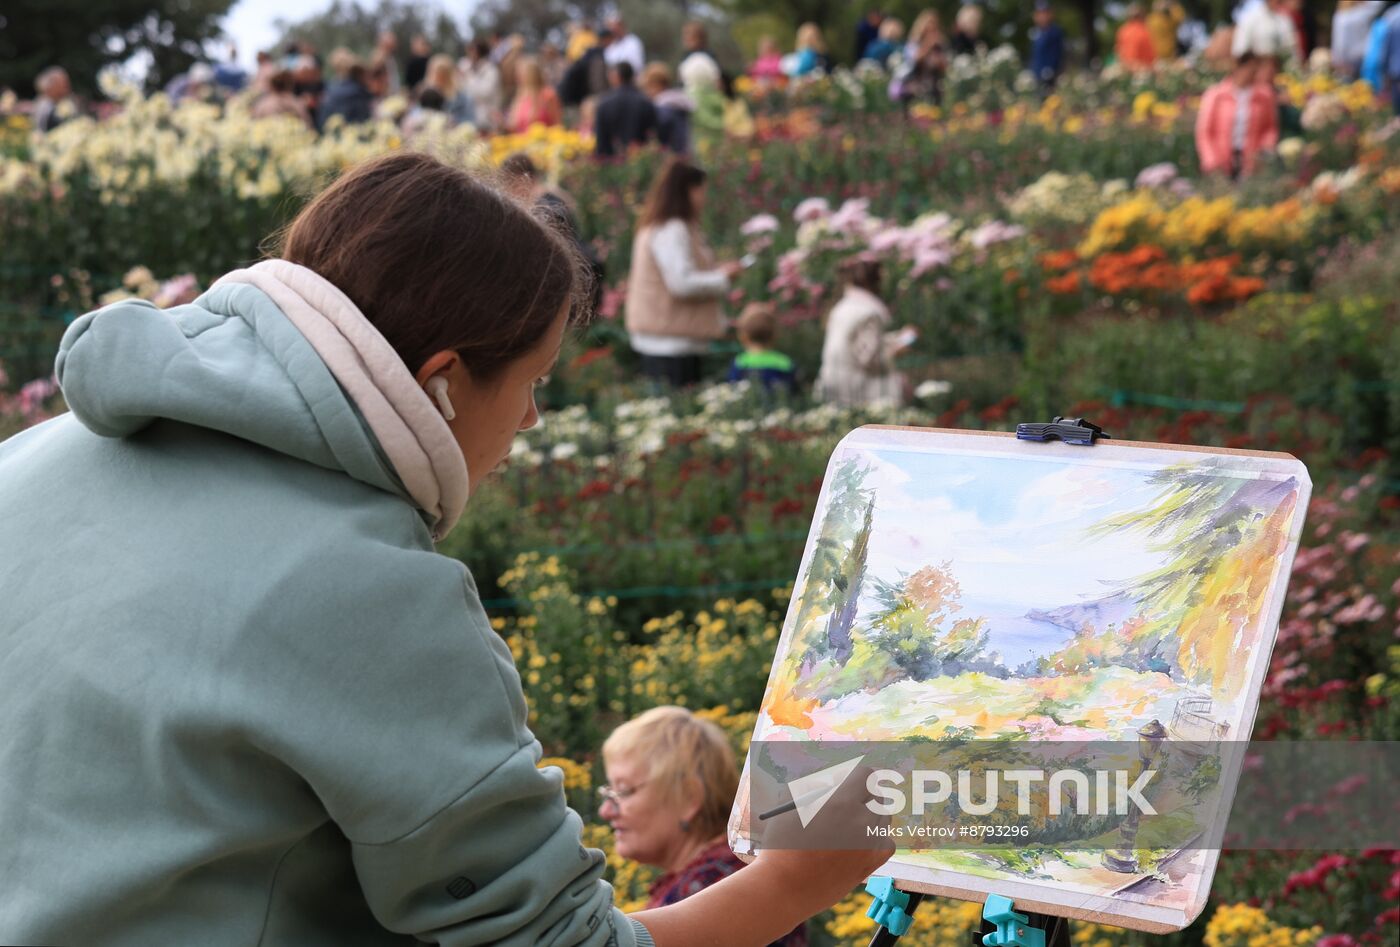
(624, 157, 742, 387)
(814, 258, 915, 406)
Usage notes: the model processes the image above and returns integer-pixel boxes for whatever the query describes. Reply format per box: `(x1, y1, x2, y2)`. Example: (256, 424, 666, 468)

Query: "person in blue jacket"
(1029, 1, 1066, 92)
(1361, 5, 1400, 93)
(1387, 8, 1400, 114)
(0, 151, 888, 946)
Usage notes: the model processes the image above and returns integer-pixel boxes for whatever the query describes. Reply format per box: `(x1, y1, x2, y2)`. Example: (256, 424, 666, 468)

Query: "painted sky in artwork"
(849, 446, 1187, 664)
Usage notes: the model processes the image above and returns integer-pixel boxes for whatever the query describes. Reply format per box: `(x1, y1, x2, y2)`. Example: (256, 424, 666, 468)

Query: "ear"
(414, 349, 462, 388)
(679, 777, 705, 825)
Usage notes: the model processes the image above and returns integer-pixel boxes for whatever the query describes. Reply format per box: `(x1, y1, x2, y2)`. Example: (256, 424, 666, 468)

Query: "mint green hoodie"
(0, 262, 653, 946)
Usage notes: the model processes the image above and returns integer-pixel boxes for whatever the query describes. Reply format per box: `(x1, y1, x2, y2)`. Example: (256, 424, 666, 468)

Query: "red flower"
(576, 479, 612, 500)
(571, 346, 612, 370)
(980, 395, 1021, 423)
(770, 498, 806, 522)
(1284, 854, 1350, 896)
(936, 399, 972, 428)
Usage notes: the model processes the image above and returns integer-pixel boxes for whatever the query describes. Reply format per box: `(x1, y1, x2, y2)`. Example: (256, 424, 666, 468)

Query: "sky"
(219, 0, 470, 70)
(854, 445, 1169, 616)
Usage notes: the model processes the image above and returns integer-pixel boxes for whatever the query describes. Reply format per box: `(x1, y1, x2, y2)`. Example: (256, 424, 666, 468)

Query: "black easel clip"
(1015, 417, 1109, 446)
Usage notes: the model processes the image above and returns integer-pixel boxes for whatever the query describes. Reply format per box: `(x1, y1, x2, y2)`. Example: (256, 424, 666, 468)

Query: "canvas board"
(728, 426, 1311, 932)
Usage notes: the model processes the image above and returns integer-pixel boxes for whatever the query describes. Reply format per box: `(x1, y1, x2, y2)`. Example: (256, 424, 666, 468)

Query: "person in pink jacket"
(1195, 53, 1279, 179)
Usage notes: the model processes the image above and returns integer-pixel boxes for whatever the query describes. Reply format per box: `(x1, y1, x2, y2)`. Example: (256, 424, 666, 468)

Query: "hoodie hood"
(55, 260, 468, 540)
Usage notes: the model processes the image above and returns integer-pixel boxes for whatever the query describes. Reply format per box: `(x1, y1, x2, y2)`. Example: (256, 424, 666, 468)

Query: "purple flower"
(911, 248, 954, 277)
(18, 376, 59, 420)
(967, 220, 1026, 250)
(152, 274, 201, 309)
(793, 198, 830, 223)
(1135, 162, 1179, 189)
(829, 198, 873, 236)
(740, 214, 780, 236)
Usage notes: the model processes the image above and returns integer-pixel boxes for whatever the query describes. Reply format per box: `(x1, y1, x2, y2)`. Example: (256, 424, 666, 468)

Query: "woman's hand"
(630, 766, 895, 947)
(719, 260, 746, 280)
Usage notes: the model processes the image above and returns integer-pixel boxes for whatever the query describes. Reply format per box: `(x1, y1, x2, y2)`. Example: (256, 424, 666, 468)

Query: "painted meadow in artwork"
(745, 428, 1310, 928)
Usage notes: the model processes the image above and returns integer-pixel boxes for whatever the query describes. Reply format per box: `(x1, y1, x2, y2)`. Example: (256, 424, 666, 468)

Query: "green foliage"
(793, 457, 875, 656)
(277, 0, 466, 61)
(0, 0, 236, 97)
(863, 566, 991, 682)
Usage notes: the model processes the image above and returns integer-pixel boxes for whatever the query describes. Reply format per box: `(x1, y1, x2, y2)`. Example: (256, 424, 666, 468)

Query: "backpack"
(558, 47, 609, 106)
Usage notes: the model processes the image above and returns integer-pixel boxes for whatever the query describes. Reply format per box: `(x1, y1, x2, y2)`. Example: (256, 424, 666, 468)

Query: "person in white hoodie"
(815, 257, 917, 407)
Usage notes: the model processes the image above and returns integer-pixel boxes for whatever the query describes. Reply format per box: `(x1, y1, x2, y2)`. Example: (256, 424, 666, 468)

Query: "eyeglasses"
(596, 782, 647, 807)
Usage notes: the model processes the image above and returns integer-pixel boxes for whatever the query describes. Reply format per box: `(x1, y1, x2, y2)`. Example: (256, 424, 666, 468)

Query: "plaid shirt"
(645, 840, 809, 946)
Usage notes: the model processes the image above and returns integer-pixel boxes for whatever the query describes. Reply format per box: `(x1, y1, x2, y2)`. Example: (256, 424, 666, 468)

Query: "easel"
(864, 877, 1073, 946)
(864, 417, 1105, 947)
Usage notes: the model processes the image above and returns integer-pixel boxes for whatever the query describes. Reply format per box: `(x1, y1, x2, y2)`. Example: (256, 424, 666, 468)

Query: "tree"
(822, 494, 875, 666)
(276, 0, 465, 63)
(468, 0, 606, 47)
(1087, 463, 1303, 697)
(864, 564, 991, 682)
(0, 0, 235, 98)
(791, 456, 876, 660)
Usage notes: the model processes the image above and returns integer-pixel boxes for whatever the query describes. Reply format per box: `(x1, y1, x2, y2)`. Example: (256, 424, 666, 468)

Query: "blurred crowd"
(10, 1, 1400, 162)
(11, 2, 1400, 410)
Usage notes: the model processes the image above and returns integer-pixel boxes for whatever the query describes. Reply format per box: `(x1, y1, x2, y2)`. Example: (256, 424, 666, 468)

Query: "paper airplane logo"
(785, 754, 866, 827)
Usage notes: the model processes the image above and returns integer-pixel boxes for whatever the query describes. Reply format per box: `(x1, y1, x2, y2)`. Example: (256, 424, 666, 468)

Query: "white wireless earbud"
(427, 376, 455, 422)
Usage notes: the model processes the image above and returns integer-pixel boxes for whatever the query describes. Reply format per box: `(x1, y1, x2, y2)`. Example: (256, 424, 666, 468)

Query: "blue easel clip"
(865, 876, 915, 937)
(981, 894, 1047, 947)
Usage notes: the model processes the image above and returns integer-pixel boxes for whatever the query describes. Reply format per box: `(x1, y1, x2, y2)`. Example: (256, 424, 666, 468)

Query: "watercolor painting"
(736, 428, 1310, 931)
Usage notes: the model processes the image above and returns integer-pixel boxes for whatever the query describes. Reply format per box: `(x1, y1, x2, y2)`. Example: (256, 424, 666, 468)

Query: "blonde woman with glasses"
(600, 707, 810, 945)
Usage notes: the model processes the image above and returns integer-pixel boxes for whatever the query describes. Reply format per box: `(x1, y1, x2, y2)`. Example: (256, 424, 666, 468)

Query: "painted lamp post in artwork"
(1102, 719, 1169, 873)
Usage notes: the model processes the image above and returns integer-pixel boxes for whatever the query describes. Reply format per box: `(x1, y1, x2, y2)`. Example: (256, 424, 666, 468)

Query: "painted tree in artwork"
(861, 564, 990, 683)
(763, 456, 873, 727)
(791, 456, 875, 662)
(1088, 463, 1301, 699)
(823, 496, 875, 666)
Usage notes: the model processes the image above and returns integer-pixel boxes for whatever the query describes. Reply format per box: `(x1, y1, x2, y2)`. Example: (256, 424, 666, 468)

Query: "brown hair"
(682, 21, 708, 49)
(840, 256, 883, 295)
(638, 156, 707, 228)
(278, 151, 585, 381)
(640, 62, 672, 95)
(736, 302, 777, 346)
(498, 152, 540, 181)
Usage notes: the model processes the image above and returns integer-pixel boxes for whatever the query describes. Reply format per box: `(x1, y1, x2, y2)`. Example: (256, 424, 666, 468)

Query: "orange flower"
(1123, 244, 1168, 266)
(1039, 250, 1079, 272)
(1187, 275, 1230, 304)
(1046, 271, 1082, 294)
(1180, 255, 1241, 283)
(1138, 261, 1180, 291)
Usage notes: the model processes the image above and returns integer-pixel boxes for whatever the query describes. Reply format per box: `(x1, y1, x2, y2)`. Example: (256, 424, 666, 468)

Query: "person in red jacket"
(1115, 3, 1158, 71)
(1195, 53, 1279, 179)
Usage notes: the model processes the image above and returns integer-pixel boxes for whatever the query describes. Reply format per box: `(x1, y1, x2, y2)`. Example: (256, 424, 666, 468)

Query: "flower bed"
(2, 58, 1398, 945)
